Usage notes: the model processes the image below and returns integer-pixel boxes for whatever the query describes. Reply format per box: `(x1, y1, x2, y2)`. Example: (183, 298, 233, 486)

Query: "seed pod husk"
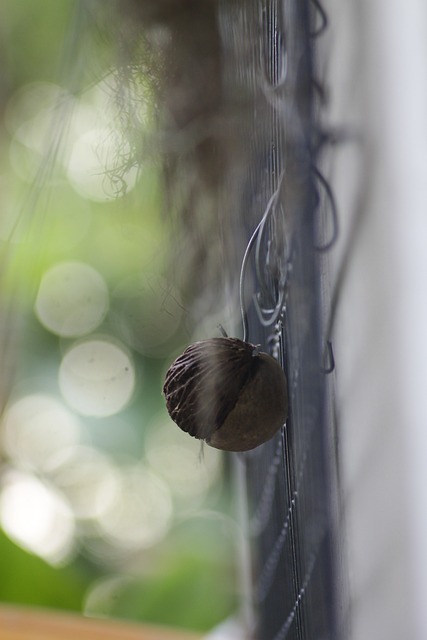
(163, 337, 288, 452)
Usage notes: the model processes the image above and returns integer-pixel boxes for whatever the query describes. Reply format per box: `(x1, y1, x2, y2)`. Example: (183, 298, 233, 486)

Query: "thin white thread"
(271, 548, 318, 640)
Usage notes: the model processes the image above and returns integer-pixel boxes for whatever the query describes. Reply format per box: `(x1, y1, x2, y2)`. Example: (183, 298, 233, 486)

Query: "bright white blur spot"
(59, 339, 135, 416)
(35, 262, 109, 338)
(145, 414, 222, 504)
(0, 470, 75, 566)
(63, 70, 149, 192)
(97, 465, 172, 550)
(1, 394, 81, 472)
(66, 128, 138, 202)
(50, 445, 121, 520)
(5, 77, 146, 192)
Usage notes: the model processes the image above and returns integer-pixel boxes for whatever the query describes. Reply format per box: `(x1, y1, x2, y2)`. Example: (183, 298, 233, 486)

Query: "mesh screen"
(218, 1, 339, 638)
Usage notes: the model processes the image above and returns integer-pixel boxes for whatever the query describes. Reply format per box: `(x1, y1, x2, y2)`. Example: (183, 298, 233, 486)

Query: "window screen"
(218, 1, 340, 638)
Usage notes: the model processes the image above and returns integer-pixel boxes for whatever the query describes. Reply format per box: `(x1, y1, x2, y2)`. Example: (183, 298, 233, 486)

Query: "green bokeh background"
(0, 1, 238, 633)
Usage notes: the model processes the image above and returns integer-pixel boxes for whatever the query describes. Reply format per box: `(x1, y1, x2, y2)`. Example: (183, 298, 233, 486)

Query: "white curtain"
(320, 2, 427, 638)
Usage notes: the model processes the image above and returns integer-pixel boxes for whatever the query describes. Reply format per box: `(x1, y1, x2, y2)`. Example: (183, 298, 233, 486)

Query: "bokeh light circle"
(59, 338, 135, 416)
(1, 394, 81, 472)
(112, 272, 183, 357)
(0, 470, 75, 566)
(50, 445, 121, 520)
(145, 414, 222, 503)
(96, 465, 173, 550)
(66, 128, 138, 202)
(35, 261, 109, 338)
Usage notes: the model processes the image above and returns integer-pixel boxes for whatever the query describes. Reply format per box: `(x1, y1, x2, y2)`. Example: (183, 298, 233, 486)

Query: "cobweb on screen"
(218, 1, 340, 638)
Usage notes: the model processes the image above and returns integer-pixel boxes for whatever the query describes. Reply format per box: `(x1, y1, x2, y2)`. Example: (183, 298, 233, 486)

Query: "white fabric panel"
(320, 2, 427, 638)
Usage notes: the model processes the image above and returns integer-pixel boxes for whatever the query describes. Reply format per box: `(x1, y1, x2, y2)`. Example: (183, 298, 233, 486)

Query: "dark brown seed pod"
(163, 337, 288, 452)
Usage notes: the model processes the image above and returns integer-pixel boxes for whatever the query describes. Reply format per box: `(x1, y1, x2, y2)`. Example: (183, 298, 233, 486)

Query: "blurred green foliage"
(0, 0, 238, 633)
(0, 1, 76, 91)
(0, 530, 86, 610)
